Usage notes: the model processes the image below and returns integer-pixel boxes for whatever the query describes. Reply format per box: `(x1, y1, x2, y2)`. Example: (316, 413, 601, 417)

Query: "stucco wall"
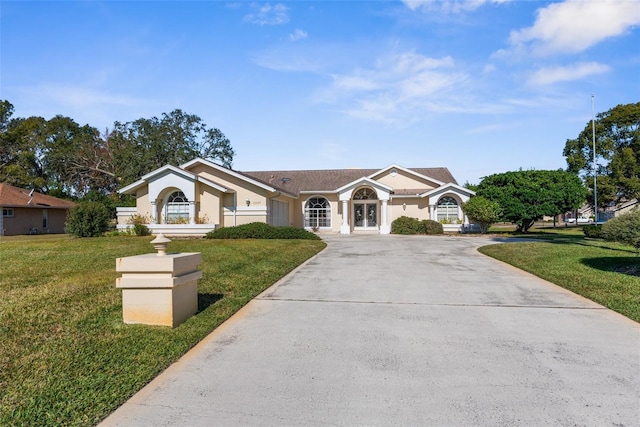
(135, 187, 152, 220)
(389, 197, 429, 223)
(188, 164, 269, 209)
(375, 169, 437, 191)
(196, 183, 221, 225)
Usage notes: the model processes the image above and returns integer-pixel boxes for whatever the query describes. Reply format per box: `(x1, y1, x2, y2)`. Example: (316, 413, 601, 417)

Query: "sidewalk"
(100, 234, 640, 426)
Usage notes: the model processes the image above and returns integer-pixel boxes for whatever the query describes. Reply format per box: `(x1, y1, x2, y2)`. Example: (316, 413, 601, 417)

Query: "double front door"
(354, 202, 377, 228)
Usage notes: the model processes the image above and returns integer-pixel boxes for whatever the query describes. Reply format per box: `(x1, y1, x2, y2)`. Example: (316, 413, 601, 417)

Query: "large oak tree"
(563, 102, 640, 207)
(0, 101, 235, 197)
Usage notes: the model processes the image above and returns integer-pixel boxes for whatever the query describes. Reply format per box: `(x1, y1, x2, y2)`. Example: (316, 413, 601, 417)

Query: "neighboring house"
(600, 199, 639, 222)
(566, 199, 639, 223)
(117, 158, 475, 236)
(0, 183, 76, 236)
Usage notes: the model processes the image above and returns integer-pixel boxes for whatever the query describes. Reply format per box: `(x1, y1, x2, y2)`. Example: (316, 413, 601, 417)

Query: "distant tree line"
(0, 100, 234, 200)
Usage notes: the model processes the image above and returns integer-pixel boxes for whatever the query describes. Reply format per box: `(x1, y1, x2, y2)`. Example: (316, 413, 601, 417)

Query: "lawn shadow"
(581, 257, 640, 277)
(198, 293, 223, 312)
(513, 234, 639, 254)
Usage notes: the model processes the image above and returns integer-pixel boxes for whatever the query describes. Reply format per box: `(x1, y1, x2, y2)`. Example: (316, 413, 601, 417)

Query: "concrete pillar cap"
(151, 233, 171, 256)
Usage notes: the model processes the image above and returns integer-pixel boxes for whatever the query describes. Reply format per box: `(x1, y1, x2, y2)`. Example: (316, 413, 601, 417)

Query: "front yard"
(479, 230, 640, 323)
(0, 235, 325, 426)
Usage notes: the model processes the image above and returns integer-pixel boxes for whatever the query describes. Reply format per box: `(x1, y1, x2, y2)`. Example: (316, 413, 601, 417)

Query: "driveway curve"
(102, 235, 640, 426)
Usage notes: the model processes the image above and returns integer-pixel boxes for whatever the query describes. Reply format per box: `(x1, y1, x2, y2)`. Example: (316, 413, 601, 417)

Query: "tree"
(476, 170, 586, 232)
(110, 109, 235, 187)
(0, 101, 235, 197)
(463, 196, 501, 234)
(563, 102, 640, 206)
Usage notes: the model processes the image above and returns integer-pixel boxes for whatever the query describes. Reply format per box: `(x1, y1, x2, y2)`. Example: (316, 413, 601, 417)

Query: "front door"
(354, 203, 378, 229)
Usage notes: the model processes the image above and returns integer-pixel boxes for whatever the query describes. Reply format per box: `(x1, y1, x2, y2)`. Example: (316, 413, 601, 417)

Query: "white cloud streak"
(507, 0, 640, 57)
(402, 0, 511, 13)
(527, 62, 611, 86)
(289, 29, 308, 41)
(243, 3, 289, 25)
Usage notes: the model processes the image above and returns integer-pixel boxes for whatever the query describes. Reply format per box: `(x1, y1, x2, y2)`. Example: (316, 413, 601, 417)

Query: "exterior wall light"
(402, 202, 406, 211)
(245, 198, 251, 207)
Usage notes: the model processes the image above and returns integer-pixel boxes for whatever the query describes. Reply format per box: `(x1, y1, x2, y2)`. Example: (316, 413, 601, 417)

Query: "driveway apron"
(101, 235, 640, 426)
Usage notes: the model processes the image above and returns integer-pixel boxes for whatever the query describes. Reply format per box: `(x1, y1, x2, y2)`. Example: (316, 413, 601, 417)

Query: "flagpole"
(592, 94, 597, 222)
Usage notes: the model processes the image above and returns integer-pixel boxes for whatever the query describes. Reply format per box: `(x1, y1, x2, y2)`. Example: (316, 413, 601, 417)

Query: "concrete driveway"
(101, 235, 640, 426)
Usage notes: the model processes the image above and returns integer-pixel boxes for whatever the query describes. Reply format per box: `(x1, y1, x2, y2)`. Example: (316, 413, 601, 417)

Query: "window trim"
(164, 191, 190, 223)
(304, 196, 331, 228)
(436, 196, 459, 222)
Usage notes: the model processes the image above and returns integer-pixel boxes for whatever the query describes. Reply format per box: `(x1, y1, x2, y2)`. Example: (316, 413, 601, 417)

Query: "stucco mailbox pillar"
(116, 234, 202, 328)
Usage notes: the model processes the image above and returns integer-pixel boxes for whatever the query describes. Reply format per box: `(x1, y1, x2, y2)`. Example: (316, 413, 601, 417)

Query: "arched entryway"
(352, 187, 378, 230)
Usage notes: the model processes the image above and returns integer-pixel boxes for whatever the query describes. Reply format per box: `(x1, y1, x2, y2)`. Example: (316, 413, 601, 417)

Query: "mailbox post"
(116, 234, 202, 328)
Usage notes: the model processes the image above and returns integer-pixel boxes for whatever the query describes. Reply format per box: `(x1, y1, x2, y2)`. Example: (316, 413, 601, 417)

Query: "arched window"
(437, 196, 459, 222)
(353, 187, 377, 200)
(304, 197, 331, 228)
(165, 191, 189, 223)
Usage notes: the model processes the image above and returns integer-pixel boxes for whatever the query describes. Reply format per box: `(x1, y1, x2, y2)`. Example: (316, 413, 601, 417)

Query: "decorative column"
(380, 199, 390, 234)
(150, 201, 158, 224)
(340, 200, 350, 234)
(429, 204, 436, 221)
(189, 201, 196, 224)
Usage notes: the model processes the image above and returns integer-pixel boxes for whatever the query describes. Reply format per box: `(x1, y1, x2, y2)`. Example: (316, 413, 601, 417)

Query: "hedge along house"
(0, 183, 76, 236)
(117, 158, 475, 236)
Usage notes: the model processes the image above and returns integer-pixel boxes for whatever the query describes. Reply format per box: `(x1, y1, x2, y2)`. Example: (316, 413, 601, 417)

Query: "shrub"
(601, 210, 640, 250)
(133, 223, 151, 236)
(463, 196, 501, 234)
(391, 217, 444, 235)
(206, 222, 320, 240)
(127, 213, 152, 225)
(582, 224, 603, 239)
(422, 219, 444, 235)
(65, 201, 111, 237)
(391, 216, 423, 234)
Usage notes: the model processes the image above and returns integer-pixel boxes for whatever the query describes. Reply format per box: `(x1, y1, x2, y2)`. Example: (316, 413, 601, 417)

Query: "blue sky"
(2, 0, 639, 185)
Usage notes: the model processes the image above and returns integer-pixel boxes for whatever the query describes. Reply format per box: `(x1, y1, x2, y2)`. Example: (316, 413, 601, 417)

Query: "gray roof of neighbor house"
(0, 183, 76, 208)
(243, 167, 457, 197)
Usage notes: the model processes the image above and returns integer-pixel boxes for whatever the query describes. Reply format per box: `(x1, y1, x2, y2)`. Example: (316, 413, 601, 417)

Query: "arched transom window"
(437, 196, 459, 222)
(304, 197, 331, 228)
(353, 188, 377, 200)
(165, 191, 189, 223)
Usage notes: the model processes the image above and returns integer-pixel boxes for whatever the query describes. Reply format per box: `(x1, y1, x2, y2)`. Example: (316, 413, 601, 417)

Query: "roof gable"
(119, 164, 228, 195)
(181, 158, 286, 195)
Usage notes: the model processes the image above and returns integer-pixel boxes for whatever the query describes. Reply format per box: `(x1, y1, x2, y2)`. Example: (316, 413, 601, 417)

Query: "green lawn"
(479, 232, 640, 322)
(0, 235, 325, 426)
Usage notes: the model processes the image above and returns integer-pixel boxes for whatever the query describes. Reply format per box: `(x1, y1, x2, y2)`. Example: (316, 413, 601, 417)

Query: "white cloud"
(508, 0, 640, 56)
(402, 0, 511, 13)
(289, 29, 308, 41)
(317, 51, 472, 123)
(244, 3, 289, 25)
(24, 84, 144, 108)
(527, 62, 611, 86)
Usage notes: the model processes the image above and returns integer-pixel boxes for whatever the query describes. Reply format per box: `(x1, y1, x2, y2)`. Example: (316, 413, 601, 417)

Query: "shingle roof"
(0, 183, 76, 208)
(243, 167, 457, 196)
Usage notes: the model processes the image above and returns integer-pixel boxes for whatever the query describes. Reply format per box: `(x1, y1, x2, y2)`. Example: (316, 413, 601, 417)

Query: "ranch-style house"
(117, 158, 476, 236)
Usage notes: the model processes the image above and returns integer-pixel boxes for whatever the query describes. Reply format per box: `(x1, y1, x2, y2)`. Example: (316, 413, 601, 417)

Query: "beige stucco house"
(117, 158, 475, 236)
(0, 183, 75, 236)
